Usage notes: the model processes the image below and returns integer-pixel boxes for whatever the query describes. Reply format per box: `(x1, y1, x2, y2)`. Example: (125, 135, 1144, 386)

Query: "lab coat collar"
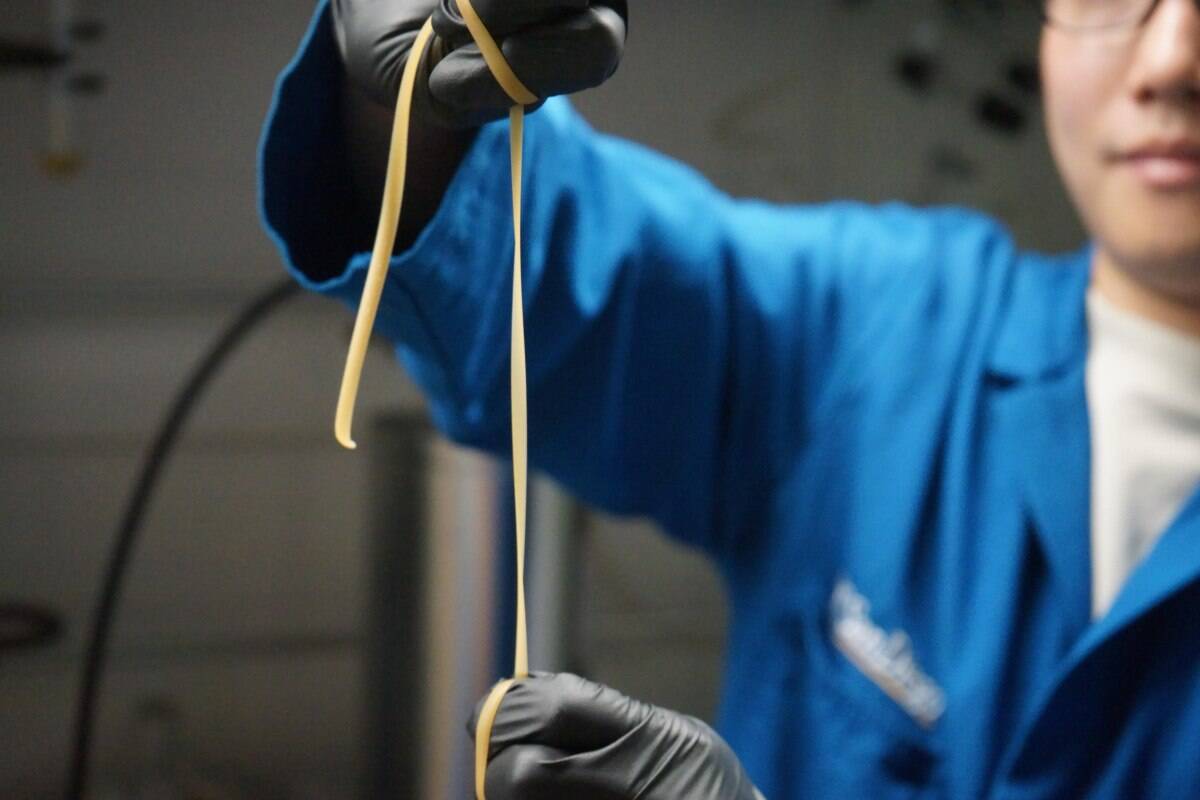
(986, 241, 1200, 641)
(1000, 486, 1200, 788)
(992, 357, 1094, 637)
(1074, 485, 1200, 658)
(985, 244, 1094, 384)
(985, 243, 1096, 635)
(987, 243, 1200, 787)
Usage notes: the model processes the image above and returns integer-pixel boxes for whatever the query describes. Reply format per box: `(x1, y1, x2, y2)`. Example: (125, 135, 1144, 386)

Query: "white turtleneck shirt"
(1086, 289, 1200, 619)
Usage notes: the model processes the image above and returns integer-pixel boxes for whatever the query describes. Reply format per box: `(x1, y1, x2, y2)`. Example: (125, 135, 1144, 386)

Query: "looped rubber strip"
(331, 4, 537, 799)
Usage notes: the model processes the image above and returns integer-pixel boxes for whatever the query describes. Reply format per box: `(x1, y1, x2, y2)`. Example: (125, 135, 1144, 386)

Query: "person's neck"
(1091, 249, 1200, 339)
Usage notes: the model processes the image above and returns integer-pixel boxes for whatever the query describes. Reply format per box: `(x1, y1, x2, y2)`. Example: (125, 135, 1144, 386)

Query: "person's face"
(1041, 0, 1200, 301)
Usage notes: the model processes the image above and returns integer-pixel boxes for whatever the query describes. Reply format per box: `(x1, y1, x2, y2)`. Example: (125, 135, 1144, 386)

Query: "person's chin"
(1094, 188, 1200, 301)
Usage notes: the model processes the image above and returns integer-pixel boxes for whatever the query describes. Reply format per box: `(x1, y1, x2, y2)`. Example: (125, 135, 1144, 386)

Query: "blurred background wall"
(0, 0, 1082, 797)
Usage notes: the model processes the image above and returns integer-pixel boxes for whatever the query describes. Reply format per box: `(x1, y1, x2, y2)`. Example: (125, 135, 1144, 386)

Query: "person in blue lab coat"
(259, 0, 1200, 796)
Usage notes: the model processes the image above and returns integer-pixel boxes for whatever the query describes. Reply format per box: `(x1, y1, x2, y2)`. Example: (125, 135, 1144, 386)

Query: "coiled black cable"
(65, 278, 300, 800)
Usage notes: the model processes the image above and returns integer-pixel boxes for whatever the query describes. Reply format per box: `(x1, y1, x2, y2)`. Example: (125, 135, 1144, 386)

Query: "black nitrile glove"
(332, 0, 627, 126)
(469, 672, 766, 800)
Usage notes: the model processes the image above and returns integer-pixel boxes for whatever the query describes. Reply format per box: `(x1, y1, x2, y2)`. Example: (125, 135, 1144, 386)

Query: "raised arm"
(260, 1, 1012, 563)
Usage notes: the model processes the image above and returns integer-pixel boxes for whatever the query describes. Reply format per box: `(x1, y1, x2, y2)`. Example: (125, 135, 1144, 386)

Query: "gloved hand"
(332, 0, 627, 126)
(469, 672, 765, 800)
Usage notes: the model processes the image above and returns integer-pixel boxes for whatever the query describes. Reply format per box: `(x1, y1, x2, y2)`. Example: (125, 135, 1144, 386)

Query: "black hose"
(65, 278, 301, 800)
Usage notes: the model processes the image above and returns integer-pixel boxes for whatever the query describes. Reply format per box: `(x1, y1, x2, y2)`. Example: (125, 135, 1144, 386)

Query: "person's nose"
(1128, 0, 1200, 108)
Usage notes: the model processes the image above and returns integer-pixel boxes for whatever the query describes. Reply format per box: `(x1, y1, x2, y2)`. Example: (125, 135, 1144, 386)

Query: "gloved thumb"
(467, 672, 656, 758)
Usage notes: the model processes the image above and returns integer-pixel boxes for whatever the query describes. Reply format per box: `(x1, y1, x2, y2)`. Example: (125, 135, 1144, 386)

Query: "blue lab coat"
(259, 5, 1200, 798)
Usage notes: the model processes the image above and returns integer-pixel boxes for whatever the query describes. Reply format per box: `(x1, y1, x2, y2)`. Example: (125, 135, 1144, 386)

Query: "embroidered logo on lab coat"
(829, 578, 946, 728)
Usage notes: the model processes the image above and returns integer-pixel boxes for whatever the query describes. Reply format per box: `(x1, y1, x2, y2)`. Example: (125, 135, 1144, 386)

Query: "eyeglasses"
(1038, 0, 1189, 32)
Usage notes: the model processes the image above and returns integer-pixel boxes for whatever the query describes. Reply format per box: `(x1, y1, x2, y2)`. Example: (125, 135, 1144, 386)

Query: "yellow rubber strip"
(457, 0, 539, 106)
(507, 103, 530, 684)
(331, 6, 538, 799)
(474, 678, 517, 799)
(334, 18, 437, 449)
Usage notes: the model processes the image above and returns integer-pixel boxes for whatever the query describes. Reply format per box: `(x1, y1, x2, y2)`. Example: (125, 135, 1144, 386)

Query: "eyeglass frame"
(1033, 0, 1195, 33)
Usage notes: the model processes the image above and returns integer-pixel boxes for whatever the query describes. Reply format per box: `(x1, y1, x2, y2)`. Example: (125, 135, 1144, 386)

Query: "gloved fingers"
(499, 5, 624, 97)
(541, 712, 764, 800)
(334, 5, 437, 110)
(471, 677, 763, 799)
(467, 672, 656, 759)
(484, 743, 630, 800)
(433, 0, 611, 43)
(426, 6, 624, 123)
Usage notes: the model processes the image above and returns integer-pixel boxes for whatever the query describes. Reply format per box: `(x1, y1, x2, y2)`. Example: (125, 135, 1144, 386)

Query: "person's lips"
(1113, 140, 1200, 190)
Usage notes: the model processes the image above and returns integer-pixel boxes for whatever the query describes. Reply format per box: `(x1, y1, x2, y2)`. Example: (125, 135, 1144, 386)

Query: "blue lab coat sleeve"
(259, 2, 1008, 566)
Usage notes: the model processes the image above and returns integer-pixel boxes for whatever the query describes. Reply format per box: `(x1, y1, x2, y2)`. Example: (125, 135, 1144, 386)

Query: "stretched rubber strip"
(457, 0, 539, 105)
(465, 0, 535, 790)
(470, 103, 531, 800)
(330, 5, 537, 799)
(507, 103, 530, 684)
